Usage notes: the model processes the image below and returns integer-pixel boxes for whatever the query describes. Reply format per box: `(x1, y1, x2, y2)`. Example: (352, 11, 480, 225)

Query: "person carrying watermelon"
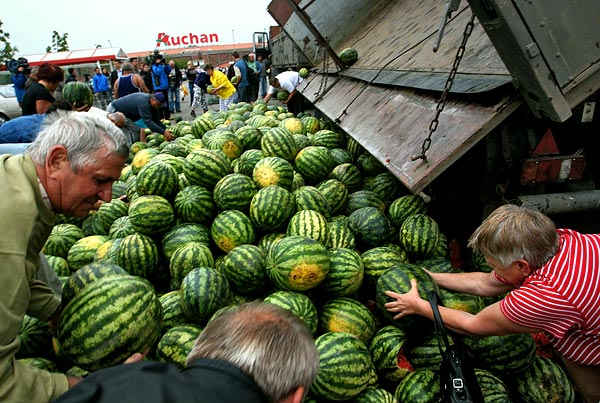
(384, 204, 600, 403)
(0, 112, 143, 403)
(263, 70, 304, 115)
(53, 302, 319, 403)
(205, 64, 237, 111)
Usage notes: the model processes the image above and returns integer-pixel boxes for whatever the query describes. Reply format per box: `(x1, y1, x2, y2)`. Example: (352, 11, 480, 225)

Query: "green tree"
(0, 20, 19, 67)
(46, 31, 69, 53)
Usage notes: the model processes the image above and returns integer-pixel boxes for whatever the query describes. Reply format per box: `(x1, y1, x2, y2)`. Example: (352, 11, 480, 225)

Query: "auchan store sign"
(156, 32, 219, 47)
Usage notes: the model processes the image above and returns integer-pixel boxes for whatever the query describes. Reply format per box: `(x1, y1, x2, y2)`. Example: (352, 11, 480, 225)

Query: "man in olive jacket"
(0, 112, 130, 402)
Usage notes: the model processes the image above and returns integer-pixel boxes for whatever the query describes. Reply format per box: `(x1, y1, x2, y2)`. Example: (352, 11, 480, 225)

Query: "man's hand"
(163, 130, 175, 141)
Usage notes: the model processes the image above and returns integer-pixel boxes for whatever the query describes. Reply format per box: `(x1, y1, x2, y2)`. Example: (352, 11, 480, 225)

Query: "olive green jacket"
(0, 154, 68, 402)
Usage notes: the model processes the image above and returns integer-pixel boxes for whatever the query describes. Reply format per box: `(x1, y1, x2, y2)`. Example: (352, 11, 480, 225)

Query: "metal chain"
(413, 13, 475, 162)
(314, 44, 330, 98)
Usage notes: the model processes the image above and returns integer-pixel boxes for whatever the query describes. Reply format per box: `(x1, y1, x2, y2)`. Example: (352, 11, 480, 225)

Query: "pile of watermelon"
(21, 100, 578, 402)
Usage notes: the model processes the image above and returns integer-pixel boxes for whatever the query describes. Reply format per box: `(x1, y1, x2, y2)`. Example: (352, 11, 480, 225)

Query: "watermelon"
(257, 232, 286, 255)
(263, 290, 318, 335)
(252, 156, 294, 189)
(191, 116, 216, 137)
(369, 325, 412, 383)
(394, 369, 440, 403)
(363, 172, 402, 202)
(169, 241, 215, 289)
(61, 261, 127, 305)
(464, 334, 536, 375)
(173, 185, 215, 224)
(135, 159, 179, 199)
(388, 195, 427, 228)
(317, 178, 348, 215)
(404, 333, 443, 371)
(93, 238, 122, 263)
(348, 206, 392, 247)
(159, 290, 187, 331)
(128, 195, 175, 235)
(357, 153, 386, 176)
(350, 388, 398, 403)
(339, 47, 359, 66)
(213, 173, 258, 212)
(16, 315, 52, 359)
(107, 216, 136, 239)
(286, 209, 329, 245)
(46, 255, 70, 276)
(266, 235, 330, 292)
(62, 81, 93, 110)
(474, 368, 511, 403)
(234, 126, 262, 150)
(511, 355, 575, 403)
(292, 186, 332, 219)
(236, 149, 265, 177)
(311, 331, 376, 401)
(361, 246, 410, 289)
(261, 127, 299, 161)
(43, 223, 85, 259)
(295, 146, 335, 183)
(299, 67, 310, 78)
(318, 247, 363, 297)
(18, 357, 58, 373)
(328, 148, 354, 165)
(221, 244, 267, 295)
(57, 275, 163, 371)
(319, 297, 377, 345)
(345, 190, 385, 215)
(249, 185, 295, 232)
(204, 130, 243, 160)
(330, 163, 362, 192)
(399, 214, 441, 260)
(115, 233, 160, 278)
(210, 210, 256, 253)
(325, 221, 356, 249)
(155, 323, 203, 368)
(293, 133, 311, 150)
(180, 267, 230, 324)
(302, 115, 320, 135)
(279, 117, 304, 134)
(183, 148, 231, 189)
(67, 235, 108, 271)
(310, 130, 343, 149)
(161, 223, 211, 261)
(130, 148, 160, 174)
(276, 91, 289, 101)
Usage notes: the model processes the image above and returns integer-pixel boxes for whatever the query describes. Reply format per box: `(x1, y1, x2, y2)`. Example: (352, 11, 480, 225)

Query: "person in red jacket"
(384, 204, 600, 403)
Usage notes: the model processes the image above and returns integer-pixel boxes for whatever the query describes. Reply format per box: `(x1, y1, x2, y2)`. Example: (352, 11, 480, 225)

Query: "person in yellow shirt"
(205, 64, 236, 111)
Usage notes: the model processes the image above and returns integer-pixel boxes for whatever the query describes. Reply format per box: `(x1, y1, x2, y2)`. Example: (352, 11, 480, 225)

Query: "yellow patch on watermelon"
(253, 166, 280, 187)
(288, 263, 327, 291)
(215, 237, 236, 253)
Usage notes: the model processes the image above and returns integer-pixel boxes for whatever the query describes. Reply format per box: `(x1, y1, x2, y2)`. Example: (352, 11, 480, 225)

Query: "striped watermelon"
(210, 210, 256, 253)
(438, 288, 483, 315)
(310, 129, 343, 148)
(361, 246, 410, 289)
(319, 297, 377, 345)
(318, 247, 363, 297)
(301, 115, 321, 134)
(18, 357, 58, 373)
(291, 171, 305, 191)
(16, 315, 52, 359)
(262, 290, 319, 335)
(329, 148, 354, 165)
(81, 213, 108, 236)
(339, 47, 359, 66)
(345, 190, 385, 215)
(464, 334, 536, 375)
(348, 206, 392, 247)
(169, 241, 215, 289)
(93, 238, 122, 263)
(159, 290, 187, 332)
(279, 117, 303, 134)
(294, 146, 335, 183)
(191, 116, 216, 137)
(394, 369, 440, 403)
(261, 126, 299, 161)
(180, 267, 230, 324)
(213, 173, 258, 212)
(474, 368, 511, 403)
(317, 179, 348, 215)
(174, 185, 215, 224)
(115, 233, 160, 278)
(286, 209, 329, 244)
(221, 244, 267, 295)
(107, 216, 136, 239)
(62, 81, 94, 110)
(266, 235, 330, 292)
(363, 172, 402, 202)
(155, 323, 203, 368)
(330, 163, 362, 192)
(234, 125, 262, 150)
(67, 235, 108, 271)
(204, 130, 243, 160)
(350, 388, 398, 403)
(161, 223, 211, 261)
(236, 149, 265, 177)
(399, 214, 441, 260)
(43, 224, 85, 259)
(511, 355, 575, 403)
(257, 232, 286, 255)
(311, 331, 376, 401)
(249, 185, 295, 231)
(358, 153, 386, 176)
(369, 325, 412, 383)
(57, 274, 163, 371)
(46, 255, 70, 276)
(183, 148, 231, 189)
(404, 333, 443, 371)
(292, 186, 332, 219)
(376, 263, 437, 333)
(388, 195, 427, 228)
(130, 148, 159, 174)
(128, 195, 175, 235)
(252, 156, 294, 189)
(61, 261, 127, 305)
(293, 133, 311, 150)
(96, 199, 129, 230)
(135, 159, 179, 199)
(153, 153, 186, 174)
(325, 221, 356, 249)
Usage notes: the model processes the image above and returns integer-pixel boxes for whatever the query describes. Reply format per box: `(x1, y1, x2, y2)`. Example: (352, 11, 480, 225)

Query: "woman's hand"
(383, 279, 422, 320)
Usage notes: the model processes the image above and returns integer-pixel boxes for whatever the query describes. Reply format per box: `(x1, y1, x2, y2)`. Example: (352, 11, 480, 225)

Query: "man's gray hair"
(186, 302, 319, 403)
(121, 62, 133, 72)
(28, 111, 129, 172)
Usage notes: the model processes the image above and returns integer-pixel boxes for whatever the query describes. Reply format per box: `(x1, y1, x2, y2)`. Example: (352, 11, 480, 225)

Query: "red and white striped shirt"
(499, 229, 600, 365)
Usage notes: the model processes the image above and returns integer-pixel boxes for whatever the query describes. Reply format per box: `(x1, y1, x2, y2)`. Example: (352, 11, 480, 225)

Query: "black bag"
(428, 290, 483, 403)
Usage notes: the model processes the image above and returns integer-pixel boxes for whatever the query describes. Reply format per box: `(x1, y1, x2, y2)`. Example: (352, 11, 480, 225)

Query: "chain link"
(413, 13, 475, 162)
(314, 44, 330, 98)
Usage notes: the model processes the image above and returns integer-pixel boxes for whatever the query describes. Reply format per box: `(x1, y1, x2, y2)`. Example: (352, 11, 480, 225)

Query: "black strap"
(428, 290, 453, 358)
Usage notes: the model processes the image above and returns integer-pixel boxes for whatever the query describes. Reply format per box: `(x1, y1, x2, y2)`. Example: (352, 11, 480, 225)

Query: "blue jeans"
(188, 83, 194, 106)
(168, 86, 181, 112)
(259, 76, 268, 97)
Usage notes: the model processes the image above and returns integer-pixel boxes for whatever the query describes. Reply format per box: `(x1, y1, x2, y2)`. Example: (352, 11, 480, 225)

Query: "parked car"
(0, 84, 22, 125)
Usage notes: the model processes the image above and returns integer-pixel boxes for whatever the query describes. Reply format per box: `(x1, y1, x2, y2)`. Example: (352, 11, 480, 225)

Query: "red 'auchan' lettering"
(155, 33, 218, 47)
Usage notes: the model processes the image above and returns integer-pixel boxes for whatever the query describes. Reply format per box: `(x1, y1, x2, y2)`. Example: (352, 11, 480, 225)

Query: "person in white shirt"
(263, 70, 304, 115)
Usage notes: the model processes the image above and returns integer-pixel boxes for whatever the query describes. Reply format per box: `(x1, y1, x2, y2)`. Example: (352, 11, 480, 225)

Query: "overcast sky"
(3, 0, 277, 56)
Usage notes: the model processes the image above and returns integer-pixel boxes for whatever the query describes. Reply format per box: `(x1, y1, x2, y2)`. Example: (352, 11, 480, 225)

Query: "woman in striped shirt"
(385, 204, 600, 403)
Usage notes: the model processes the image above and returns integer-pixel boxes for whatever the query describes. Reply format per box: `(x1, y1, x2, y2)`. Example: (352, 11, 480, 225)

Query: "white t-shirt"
(267, 71, 303, 94)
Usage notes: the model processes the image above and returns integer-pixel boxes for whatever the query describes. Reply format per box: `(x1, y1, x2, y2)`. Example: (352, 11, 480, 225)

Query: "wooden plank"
(300, 74, 522, 193)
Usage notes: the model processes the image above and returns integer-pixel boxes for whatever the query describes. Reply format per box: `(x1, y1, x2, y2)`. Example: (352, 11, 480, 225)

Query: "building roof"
(127, 43, 254, 60)
(22, 47, 129, 66)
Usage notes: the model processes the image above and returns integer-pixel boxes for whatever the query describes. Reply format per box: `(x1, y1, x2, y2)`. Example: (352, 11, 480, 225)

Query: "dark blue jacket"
(0, 114, 45, 143)
(151, 63, 171, 90)
(109, 93, 166, 134)
(11, 73, 27, 103)
(234, 59, 249, 88)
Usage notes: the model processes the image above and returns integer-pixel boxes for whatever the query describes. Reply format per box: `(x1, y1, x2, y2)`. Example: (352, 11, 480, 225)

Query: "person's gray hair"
(28, 111, 129, 172)
(186, 301, 319, 403)
(121, 62, 133, 72)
